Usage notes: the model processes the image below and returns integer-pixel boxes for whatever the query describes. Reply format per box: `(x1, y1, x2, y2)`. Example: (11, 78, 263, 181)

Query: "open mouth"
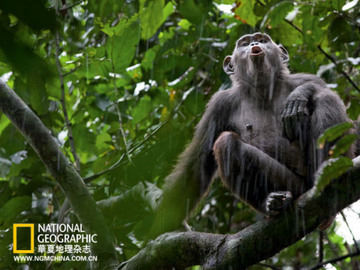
(251, 46, 264, 56)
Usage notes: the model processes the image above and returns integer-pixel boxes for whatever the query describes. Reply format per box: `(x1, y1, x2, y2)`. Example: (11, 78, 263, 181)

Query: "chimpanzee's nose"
(250, 42, 259, 46)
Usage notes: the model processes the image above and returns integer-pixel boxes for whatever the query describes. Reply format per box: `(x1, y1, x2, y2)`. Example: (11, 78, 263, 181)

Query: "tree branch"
(123, 156, 360, 269)
(55, 31, 81, 171)
(0, 80, 119, 269)
(340, 211, 360, 252)
(309, 250, 360, 270)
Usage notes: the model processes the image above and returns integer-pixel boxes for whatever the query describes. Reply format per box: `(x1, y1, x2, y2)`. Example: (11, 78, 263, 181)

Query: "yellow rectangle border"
(13, 224, 34, 253)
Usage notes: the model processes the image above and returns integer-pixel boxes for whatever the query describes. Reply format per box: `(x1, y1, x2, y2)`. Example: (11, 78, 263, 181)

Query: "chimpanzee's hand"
(281, 98, 309, 141)
(265, 191, 293, 216)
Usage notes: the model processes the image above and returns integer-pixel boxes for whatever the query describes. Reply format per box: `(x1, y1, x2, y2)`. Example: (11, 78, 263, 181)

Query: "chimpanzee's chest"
(229, 104, 282, 151)
(227, 102, 306, 176)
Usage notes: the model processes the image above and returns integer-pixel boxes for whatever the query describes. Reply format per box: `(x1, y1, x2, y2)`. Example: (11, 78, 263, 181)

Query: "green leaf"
(163, 1, 175, 21)
(96, 133, 113, 152)
(140, 0, 164, 40)
(0, 196, 31, 225)
(317, 122, 353, 148)
(178, 19, 192, 31)
(106, 15, 140, 72)
(316, 157, 353, 192)
(234, 0, 258, 27)
(8, 157, 32, 177)
(332, 0, 346, 10)
(260, 1, 294, 28)
(141, 46, 159, 71)
(87, 0, 125, 18)
(328, 232, 345, 245)
(179, 0, 208, 25)
(92, 154, 114, 174)
(214, 0, 234, 3)
(26, 73, 49, 115)
(0, 125, 25, 155)
(0, 115, 10, 136)
(330, 134, 357, 158)
(0, 27, 54, 77)
(318, 13, 336, 28)
(140, 1, 174, 40)
(132, 95, 152, 124)
(328, 16, 353, 49)
(301, 6, 324, 45)
(72, 125, 97, 163)
(347, 97, 360, 120)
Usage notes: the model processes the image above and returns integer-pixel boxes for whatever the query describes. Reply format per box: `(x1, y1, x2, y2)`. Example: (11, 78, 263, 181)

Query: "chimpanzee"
(150, 33, 354, 237)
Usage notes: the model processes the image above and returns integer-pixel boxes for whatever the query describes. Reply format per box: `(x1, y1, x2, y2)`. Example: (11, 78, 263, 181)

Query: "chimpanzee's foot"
(265, 191, 293, 215)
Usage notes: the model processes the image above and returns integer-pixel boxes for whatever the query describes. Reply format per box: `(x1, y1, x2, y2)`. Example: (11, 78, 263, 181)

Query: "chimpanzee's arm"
(282, 78, 354, 176)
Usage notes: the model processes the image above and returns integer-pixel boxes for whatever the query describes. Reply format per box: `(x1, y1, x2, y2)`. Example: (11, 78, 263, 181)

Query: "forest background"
(0, 0, 360, 269)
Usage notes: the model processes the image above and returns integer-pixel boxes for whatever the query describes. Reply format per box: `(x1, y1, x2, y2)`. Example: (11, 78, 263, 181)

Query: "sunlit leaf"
(234, 0, 258, 26)
(140, 1, 174, 40)
(140, 0, 164, 39)
(178, 19, 192, 30)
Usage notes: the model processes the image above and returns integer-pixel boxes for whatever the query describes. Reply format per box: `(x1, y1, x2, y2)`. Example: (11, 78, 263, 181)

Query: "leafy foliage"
(0, 0, 360, 269)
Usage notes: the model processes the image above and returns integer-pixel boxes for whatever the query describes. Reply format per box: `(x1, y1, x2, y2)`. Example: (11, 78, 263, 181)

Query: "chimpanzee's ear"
(279, 45, 289, 63)
(223, 55, 234, 75)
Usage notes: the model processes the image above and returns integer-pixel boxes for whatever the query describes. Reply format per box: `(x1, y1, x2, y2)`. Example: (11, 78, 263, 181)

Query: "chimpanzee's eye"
(259, 39, 267, 43)
(237, 39, 249, 47)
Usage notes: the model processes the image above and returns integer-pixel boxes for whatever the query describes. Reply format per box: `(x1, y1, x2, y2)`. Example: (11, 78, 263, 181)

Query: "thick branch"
(0, 80, 118, 269)
(123, 156, 360, 270)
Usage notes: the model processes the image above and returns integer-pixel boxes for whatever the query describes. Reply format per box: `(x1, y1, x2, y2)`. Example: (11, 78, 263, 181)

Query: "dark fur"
(150, 33, 354, 236)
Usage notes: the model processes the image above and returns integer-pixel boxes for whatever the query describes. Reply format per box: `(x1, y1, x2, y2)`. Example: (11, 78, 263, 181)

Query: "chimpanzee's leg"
(213, 131, 306, 215)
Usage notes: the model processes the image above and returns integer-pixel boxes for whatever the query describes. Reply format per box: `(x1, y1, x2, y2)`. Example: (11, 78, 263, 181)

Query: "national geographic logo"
(12, 223, 97, 258)
(13, 224, 35, 253)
